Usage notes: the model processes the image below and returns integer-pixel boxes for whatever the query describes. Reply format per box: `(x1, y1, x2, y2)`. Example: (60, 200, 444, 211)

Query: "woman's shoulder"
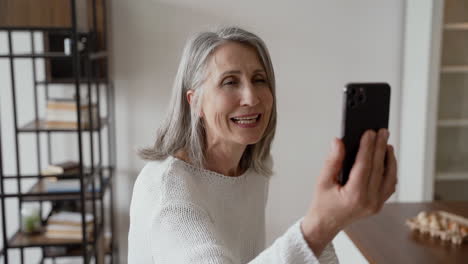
(132, 157, 173, 196)
(136, 156, 173, 183)
(134, 156, 207, 204)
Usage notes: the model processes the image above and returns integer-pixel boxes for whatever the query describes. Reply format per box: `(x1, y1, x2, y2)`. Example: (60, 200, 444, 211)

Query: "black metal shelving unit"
(0, 0, 118, 263)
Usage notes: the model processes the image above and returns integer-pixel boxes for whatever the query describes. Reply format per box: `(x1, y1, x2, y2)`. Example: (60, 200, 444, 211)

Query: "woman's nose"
(240, 83, 260, 106)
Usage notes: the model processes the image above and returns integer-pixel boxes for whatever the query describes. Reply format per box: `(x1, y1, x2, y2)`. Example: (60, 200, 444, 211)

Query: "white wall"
(112, 0, 404, 262)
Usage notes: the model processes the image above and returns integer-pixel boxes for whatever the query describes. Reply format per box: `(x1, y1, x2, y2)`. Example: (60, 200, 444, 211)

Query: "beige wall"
(112, 0, 404, 262)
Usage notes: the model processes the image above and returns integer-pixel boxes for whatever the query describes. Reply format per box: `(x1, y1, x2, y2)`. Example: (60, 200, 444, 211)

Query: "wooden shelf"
(1, 167, 114, 202)
(0, 27, 72, 32)
(43, 233, 112, 258)
(19, 118, 108, 133)
(444, 23, 468, 30)
(2, 225, 113, 261)
(3, 166, 113, 180)
(437, 119, 468, 127)
(0, 0, 116, 260)
(7, 223, 106, 248)
(0, 51, 108, 60)
(0, 52, 71, 59)
(21, 176, 111, 202)
(9, 229, 91, 248)
(35, 78, 107, 85)
(44, 237, 112, 258)
(0, 0, 104, 33)
(435, 171, 468, 181)
(43, 245, 92, 258)
(441, 65, 468, 73)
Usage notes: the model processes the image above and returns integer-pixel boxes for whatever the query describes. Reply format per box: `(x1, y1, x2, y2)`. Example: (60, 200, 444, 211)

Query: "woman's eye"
(222, 79, 237, 86)
(253, 74, 267, 84)
(253, 78, 267, 85)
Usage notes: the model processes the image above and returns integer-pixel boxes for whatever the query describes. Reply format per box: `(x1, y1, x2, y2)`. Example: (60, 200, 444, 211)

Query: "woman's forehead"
(208, 42, 264, 75)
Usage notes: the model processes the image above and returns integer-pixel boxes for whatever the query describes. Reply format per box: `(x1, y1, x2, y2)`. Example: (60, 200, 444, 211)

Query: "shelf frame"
(0, 168, 113, 202)
(18, 118, 108, 133)
(437, 118, 468, 127)
(444, 22, 468, 30)
(0, 51, 108, 59)
(435, 171, 468, 181)
(440, 65, 468, 73)
(0, 0, 118, 263)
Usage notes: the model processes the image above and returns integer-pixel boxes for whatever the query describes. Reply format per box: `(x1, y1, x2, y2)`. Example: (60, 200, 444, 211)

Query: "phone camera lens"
(358, 94, 364, 102)
(349, 88, 356, 96)
(358, 92, 366, 103)
(354, 88, 366, 103)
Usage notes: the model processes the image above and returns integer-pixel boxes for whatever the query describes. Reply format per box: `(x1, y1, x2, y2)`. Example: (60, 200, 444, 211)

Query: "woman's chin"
(236, 135, 263, 146)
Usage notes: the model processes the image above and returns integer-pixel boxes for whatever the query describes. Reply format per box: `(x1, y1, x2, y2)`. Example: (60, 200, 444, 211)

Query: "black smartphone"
(339, 83, 391, 185)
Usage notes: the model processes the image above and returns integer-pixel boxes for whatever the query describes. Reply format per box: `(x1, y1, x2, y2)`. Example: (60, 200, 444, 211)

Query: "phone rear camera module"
(348, 100, 357, 109)
(358, 93, 366, 103)
(354, 88, 366, 103)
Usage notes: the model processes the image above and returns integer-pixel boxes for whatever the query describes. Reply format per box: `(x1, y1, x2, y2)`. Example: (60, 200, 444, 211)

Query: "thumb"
(318, 138, 345, 187)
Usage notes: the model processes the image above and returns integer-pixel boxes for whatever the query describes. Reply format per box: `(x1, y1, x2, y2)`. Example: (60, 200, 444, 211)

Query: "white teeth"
(234, 119, 257, 124)
(232, 114, 260, 121)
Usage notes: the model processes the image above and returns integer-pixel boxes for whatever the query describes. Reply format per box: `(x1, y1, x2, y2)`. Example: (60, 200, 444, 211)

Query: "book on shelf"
(46, 97, 98, 129)
(48, 211, 94, 226)
(41, 161, 80, 176)
(45, 224, 94, 240)
(41, 178, 102, 193)
(45, 211, 94, 240)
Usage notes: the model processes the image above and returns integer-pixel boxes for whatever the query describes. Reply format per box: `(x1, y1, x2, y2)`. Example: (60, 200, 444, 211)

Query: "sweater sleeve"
(150, 200, 339, 264)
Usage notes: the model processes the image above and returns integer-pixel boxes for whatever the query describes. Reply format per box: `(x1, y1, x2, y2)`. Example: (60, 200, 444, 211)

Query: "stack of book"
(38, 160, 103, 193)
(45, 211, 94, 240)
(46, 98, 98, 129)
(41, 161, 80, 176)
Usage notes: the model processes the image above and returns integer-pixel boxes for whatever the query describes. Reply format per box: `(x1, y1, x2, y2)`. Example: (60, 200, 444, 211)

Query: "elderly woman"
(127, 27, 397, 264)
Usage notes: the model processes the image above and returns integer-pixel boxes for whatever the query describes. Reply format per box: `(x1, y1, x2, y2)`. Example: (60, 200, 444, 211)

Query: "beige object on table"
(406, 210, 468, 245)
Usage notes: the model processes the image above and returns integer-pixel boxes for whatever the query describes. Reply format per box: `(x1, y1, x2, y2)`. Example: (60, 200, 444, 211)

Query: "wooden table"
(344, 202, 468, 264)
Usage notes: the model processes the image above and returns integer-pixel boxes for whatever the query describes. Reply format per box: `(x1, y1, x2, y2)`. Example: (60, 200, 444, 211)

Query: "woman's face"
(193, 41, 273, 148)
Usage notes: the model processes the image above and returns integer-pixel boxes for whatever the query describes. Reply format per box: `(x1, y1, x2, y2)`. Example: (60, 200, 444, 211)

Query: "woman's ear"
(186, 90, 203, 118)
(186, 89, 194, 105)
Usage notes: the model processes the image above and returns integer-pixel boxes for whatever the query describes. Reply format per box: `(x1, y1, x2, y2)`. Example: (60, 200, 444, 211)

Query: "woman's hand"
(301, 129, 398, 257)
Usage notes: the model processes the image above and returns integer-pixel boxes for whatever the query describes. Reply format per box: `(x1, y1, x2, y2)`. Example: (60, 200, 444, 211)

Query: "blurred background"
(1, 0, 467, 263)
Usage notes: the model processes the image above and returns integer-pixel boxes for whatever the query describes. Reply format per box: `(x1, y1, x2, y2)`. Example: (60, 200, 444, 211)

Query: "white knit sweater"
(127, 156, 339, 263)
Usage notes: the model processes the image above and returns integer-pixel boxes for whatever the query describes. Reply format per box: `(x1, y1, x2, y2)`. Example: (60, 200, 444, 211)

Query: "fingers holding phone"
(380, 144, 398, 205)
(302, 133, 398, 256)
(368, 128, 390, 200)
(344, 130, 376, 192)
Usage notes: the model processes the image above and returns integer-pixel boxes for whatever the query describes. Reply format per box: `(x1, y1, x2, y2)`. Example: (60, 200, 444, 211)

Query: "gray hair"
(139, 26, 277, 177)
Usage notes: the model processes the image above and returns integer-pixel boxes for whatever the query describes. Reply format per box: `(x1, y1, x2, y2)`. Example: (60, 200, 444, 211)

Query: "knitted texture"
(128, 156, 339, 263)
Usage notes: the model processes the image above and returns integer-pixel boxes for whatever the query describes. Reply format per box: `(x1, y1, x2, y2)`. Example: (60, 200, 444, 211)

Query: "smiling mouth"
(230, 114, 261, 124)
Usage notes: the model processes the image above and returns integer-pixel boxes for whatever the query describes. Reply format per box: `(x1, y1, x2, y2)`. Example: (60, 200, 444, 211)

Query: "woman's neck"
(174, 144, 246, 177)
(205, 144, 245, 176)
